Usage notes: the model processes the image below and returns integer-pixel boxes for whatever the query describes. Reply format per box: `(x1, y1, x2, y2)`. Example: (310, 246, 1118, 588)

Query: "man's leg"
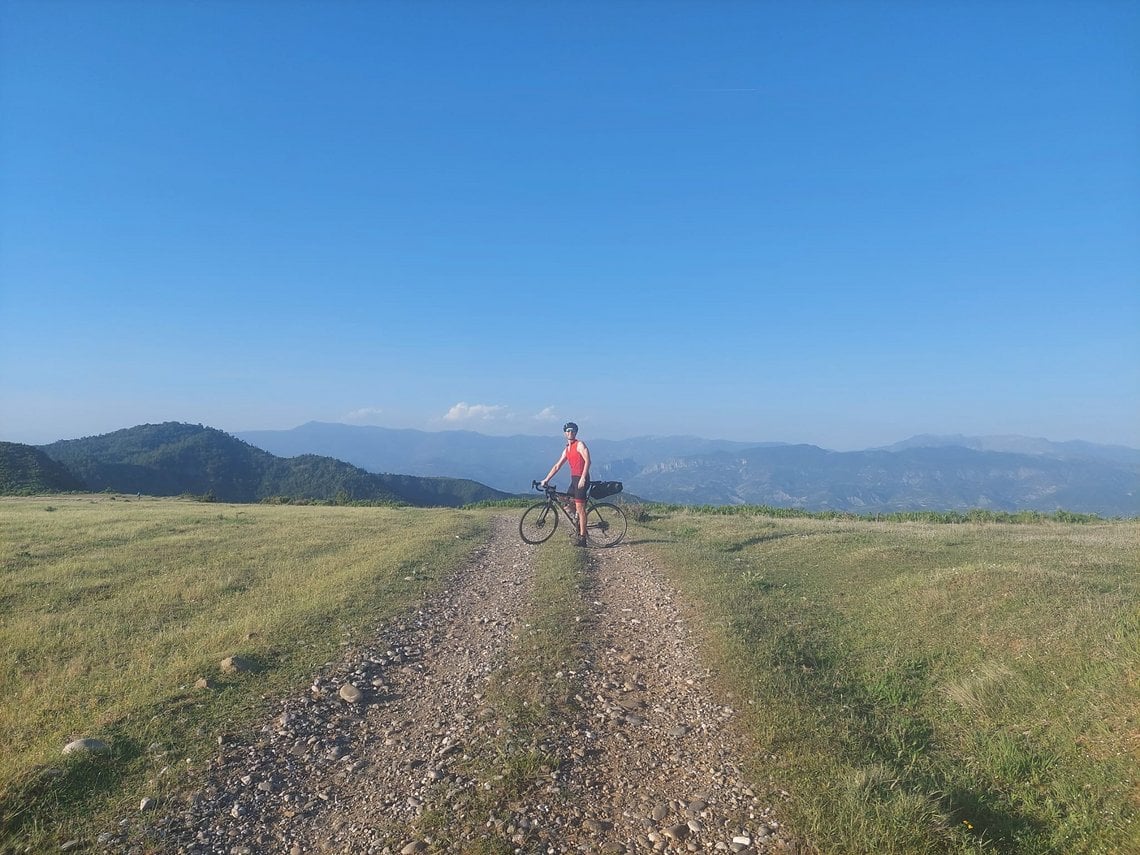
(575, 498, 587, 537)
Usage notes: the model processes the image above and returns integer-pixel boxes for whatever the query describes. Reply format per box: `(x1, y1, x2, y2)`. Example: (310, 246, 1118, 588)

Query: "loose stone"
(63, 737, 110, 755)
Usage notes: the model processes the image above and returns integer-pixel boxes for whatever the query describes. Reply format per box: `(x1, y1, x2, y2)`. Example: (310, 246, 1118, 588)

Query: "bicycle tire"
(585, 502, 627, 547)
(520, 501, 559, 544)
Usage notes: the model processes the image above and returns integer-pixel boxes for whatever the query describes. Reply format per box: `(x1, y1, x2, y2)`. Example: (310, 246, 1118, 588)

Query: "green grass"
(0, 494, 486, 851)
(638, 509, 1139, 855)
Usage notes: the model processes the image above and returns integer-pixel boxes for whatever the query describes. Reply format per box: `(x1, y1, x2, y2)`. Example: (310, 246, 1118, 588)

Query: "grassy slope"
(0, 495, 486, 849)
(639, 509, 1139, 855)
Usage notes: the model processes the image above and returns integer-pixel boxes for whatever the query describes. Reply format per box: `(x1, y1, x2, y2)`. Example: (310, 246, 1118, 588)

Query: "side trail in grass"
(115, 515, 792, 854)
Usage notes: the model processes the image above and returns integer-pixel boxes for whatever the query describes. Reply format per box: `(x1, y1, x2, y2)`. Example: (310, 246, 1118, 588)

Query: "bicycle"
(519, 480, 628, 547)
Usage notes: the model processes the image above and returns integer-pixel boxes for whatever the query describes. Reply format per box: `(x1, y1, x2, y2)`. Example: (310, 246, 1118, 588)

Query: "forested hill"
(33, 423, 509, 507)
(0, 442, 88, 495)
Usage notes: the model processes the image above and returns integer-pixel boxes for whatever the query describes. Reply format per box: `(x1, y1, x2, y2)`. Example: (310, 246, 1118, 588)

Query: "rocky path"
(121, 515, 791, 854)
(555, 542, 785, 853)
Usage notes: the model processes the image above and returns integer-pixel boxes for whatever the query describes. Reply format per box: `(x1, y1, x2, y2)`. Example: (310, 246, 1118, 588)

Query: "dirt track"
(124, 514, 791, 854)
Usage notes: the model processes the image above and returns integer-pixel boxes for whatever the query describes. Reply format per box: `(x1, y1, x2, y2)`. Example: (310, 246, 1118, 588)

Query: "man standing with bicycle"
(540, 421, 591, 546)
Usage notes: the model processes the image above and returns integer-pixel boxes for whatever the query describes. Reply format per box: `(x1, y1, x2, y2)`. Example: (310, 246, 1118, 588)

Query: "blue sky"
(2, 0, 1137, 450)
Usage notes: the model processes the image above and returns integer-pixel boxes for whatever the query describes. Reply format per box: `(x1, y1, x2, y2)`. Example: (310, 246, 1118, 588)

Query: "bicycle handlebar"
(533, 479, 594, 494)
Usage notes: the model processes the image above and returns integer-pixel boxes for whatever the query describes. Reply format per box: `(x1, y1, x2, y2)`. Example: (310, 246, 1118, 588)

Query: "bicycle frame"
(519, 480, 627, 547)
(542, 480, 584, 519)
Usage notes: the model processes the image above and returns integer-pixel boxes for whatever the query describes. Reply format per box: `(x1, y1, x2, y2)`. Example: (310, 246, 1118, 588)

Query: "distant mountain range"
(877, 434, 1140, 466)
(236, 422, 778, 493)
(238, 422, 1140, 516)
(1, 421, 1136, 516)
(0, 423, 511, 507)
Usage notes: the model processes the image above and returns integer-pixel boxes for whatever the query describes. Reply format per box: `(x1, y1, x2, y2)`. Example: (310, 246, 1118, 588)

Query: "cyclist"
(540, 421, 591, 546)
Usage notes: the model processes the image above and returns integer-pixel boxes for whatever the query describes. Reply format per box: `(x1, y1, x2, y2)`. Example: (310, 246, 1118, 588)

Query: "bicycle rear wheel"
(585, 502, 627, 547)
(520, 501, 559, 544)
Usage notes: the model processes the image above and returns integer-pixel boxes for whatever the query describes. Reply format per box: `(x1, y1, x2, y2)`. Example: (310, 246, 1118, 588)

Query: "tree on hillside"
(0, 442, 87, 494)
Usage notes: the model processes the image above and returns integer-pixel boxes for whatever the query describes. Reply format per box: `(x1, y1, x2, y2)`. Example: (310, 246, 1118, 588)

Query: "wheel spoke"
(585, 502, 627, 547)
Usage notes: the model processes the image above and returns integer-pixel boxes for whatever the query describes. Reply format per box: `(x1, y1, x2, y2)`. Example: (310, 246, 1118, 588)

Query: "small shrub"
(624, 503, 652, 523)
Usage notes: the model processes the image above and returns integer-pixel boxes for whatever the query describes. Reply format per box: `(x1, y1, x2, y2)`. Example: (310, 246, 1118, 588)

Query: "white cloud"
(443, 402, 509, 422)
(343, 407, 385, 424)
(533, 406, 559, 422)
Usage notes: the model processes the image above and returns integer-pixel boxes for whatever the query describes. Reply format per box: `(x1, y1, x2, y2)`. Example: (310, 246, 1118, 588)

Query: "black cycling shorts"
(566, 476, 588, 501)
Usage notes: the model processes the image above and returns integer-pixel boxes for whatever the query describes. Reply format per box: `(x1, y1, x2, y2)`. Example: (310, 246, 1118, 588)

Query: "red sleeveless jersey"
(566, 440, 586, 476)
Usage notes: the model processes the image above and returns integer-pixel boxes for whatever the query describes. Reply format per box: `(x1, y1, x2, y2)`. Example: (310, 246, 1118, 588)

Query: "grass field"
(0, 494, 485, 849)
(639, 508, 1139, 854)
(2, 496, 1137, 854)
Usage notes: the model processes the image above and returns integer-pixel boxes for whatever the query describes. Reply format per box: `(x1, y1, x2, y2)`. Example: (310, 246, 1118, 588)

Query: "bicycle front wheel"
(520, 502, 559, 544)
(585, 502, 627, 547)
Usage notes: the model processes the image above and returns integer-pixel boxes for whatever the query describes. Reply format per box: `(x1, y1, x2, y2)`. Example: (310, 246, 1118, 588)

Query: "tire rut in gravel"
(540, 542, 789, 854)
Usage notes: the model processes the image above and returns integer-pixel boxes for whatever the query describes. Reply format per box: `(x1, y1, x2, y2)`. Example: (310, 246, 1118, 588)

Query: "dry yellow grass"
(0, 494, 486, 843)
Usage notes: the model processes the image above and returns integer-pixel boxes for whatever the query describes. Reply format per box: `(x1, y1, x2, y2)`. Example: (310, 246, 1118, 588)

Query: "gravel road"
(116, 515, 792, 854)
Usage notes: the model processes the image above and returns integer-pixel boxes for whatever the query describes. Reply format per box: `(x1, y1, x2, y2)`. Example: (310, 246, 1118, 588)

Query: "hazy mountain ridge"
(631, 444, 1138, 514)
(237, 423, 1140, 516)
(881, 434, 1140, 467)
(29, 424, 510, 507)
(236, 422, 778, 493)
(5, 421, 1135, 515)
